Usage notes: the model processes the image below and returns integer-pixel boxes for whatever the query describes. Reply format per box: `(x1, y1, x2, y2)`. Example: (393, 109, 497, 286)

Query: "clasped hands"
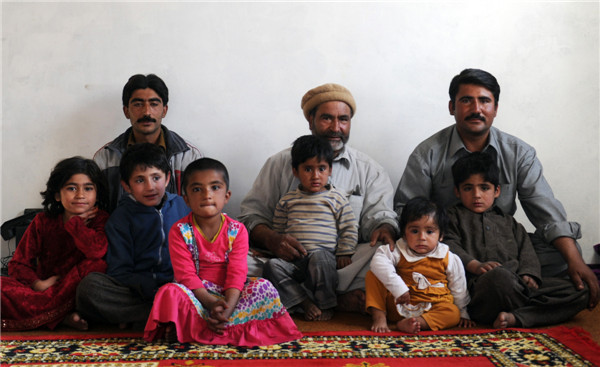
(204, 297, 233, 334)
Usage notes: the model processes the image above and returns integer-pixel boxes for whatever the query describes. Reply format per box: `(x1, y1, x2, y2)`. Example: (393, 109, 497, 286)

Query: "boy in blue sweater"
(76, 143, 190, 329)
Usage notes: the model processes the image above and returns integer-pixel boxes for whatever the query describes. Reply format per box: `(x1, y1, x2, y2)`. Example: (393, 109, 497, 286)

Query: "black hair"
(182, 157, 230, 194)
(452, 152, 500, 189)
(122, 74, 169, 106)
(41, 157, 108, 217)
(291, 135, 334, 170)
(399, 197, 448, 238)
(449, 68, 500, 107)
(119, 143, 171, 184)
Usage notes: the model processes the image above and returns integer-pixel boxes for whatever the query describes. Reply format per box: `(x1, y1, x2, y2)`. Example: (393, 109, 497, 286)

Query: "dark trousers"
(467, 267, 588, 327)
(75, 272, 153, 329)
(263, 249, 338, 311)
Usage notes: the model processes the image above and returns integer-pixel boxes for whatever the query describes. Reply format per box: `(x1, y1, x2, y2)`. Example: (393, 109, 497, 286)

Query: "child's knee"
(423, 303, 460, 330)
(307, 250, 336, 266)
(476, 267, 520, 294)
(77, 259, 107, 276)
(262, 258, 287, 279)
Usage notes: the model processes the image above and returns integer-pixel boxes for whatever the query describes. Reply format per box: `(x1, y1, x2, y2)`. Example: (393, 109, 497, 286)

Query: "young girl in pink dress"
(1, 157, 109, 331)
(144, 158, 301, 346)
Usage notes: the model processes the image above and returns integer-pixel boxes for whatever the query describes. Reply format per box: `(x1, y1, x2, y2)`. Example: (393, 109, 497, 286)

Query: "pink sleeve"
(168, 220, 205, 290)
(223, 222, 249, 291)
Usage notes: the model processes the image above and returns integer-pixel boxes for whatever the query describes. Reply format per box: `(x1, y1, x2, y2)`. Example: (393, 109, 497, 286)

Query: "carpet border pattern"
(1, 328, 598, 367)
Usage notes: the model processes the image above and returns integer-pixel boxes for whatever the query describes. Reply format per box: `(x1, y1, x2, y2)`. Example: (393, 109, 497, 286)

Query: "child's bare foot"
(396, 317, 421, 334)
(317, 309, 334, 321)
(164, 322, 177, 343)
(62, 312, 88, 330)
(336, 289, 366, 313)
(369, 308, 390, 333)
(493, 312, 516, 329)
(301, 299, 335, 321)
(302, 299, 322, 321)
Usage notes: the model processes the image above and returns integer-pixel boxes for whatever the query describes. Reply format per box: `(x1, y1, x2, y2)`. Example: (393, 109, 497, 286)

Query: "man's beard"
(310, 122, 349, 152)
(329, 135, 347, 151)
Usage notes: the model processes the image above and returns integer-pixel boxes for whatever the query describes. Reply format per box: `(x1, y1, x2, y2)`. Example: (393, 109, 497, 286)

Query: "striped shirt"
(273, 186, 358, 256)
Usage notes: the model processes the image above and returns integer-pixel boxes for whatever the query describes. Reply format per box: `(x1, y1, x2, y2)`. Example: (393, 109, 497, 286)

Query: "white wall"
(2, 1, 599, 264)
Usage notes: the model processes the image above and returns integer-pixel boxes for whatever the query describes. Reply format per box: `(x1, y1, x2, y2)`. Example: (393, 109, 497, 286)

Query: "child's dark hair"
(291, 135, 334, 170)
(41, 157, 108, 216)
(452, 152, 499, 189)
(182, 157, 230, 194)
(399, 197, 448, 237)
(119, 143, 171, 184)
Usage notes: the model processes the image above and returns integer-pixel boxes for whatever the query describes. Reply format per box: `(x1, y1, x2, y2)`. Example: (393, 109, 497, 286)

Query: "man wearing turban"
(239, 83, 398, 314)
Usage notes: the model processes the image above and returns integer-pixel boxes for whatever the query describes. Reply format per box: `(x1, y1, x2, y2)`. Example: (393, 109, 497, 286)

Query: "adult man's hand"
(567, 260, 599, 309)
(370, 223, 396, 249)
(554, 236, 599, 309)
(251, 224, 307, 262)
(267, 233, 306, 262)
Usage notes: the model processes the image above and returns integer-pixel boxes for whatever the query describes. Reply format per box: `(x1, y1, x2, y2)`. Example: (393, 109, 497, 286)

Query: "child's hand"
(479, 261, 501, 273)
(78, 206, 98, 226)
(458, 317, 476, 328)
(205, 316, 226, 334)
(206, 299, 230, 334)
(395, 291, 410, 305)
(208, 299, 229, 322)
(336, 255, 352, 269)
(521, 275, 539, 289)
(467, 260, 501, 275)
(31, 275, 60, 292)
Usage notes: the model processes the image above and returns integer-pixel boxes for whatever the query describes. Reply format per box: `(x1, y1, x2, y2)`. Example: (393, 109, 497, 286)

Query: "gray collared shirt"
(240, 144, 399, 243)
(394, 125, 581, 243)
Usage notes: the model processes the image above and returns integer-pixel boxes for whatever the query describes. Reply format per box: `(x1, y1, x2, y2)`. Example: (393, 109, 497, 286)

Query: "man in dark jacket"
(94, 74, 202, 212)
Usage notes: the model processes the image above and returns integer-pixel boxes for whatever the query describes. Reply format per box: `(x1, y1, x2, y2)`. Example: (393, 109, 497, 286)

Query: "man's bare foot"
(302, 299, 322, 321)
(493, 312, 516, 329)
(369, 308, 390, 333)
(63, 312, 88, 331)
(396, 317, 421, 334)
(336, 289, 366, 313)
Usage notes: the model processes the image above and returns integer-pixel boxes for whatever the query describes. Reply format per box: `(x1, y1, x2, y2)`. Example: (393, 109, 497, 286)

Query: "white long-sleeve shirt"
(370, 239, 470, 319)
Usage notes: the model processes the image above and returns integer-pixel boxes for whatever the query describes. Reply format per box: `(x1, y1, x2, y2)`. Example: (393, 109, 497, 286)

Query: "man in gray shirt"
(239, 83, 399, 313)
(394, 68, 598, 309)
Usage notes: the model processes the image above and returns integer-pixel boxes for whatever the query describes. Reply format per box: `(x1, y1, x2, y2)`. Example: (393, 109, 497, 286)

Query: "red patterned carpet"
(2, 327, 599, 366)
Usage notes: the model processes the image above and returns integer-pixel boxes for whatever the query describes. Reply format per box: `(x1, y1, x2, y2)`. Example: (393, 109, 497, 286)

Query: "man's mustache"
(466, 113, 486, 122)
(137, 116, 157, 123)
(325, 132, 346, 139)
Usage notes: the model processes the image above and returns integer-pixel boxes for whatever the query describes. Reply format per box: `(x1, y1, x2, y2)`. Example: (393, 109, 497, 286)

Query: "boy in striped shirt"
(264, 135, 358, 321)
